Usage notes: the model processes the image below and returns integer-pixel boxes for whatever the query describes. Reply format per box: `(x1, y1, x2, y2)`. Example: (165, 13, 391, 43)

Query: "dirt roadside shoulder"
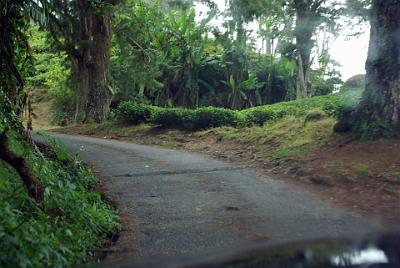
(52, 124, 400, 227)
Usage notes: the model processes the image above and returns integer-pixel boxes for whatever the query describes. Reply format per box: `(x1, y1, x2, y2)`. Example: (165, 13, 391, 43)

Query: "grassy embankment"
(0, 104, 120, 267)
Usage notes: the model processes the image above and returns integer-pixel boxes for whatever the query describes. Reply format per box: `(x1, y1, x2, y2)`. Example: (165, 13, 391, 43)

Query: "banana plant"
(220, 75, 246, 110)
(160, 7, 215, 107)
(221, 72, 265, 109)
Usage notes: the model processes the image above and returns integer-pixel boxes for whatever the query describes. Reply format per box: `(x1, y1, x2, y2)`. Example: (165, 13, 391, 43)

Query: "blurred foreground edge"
(90, 229, 400, 268)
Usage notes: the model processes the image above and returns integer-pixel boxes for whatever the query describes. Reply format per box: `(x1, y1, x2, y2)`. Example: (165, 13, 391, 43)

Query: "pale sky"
(330, 27, 369, 80)
(195, 0, 369, 81)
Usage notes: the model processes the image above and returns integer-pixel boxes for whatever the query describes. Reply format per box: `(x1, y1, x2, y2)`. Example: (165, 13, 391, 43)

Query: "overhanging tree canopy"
(226, 0, 343, 99)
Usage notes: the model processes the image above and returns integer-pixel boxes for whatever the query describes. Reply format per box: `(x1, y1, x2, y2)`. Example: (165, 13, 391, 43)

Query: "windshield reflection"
(331, 246, 388, 266)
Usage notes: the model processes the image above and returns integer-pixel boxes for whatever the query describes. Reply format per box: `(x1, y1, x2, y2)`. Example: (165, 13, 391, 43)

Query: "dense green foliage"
(151, 108, 192, 128)
(115, 102, 159, 124)
(117, 103, 237, 130)
(1, 1, 121, 266)
(114, 89, 362, 130)
(51, 88, 76, 126)
(25, 25, 76, 126)
(25, 0, 343, 124)
(4, 0, 397, 266)
(0, 0, 37, 115)
(238, 94, 344, 127)
(0, 95, 120, 267)
(108, 0, 342, 110)
(26, 26, 70, 91)
(25, 0, 397, 141)
(192, 107, 238, 130)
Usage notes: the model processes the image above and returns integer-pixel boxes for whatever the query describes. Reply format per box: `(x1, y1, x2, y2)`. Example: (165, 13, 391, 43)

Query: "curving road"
(39, 133, 378, 259)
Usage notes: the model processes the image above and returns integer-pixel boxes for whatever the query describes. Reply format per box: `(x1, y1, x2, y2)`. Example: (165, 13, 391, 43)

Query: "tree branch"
(0, 129, 44, 203)
(311, 0, 325, 12)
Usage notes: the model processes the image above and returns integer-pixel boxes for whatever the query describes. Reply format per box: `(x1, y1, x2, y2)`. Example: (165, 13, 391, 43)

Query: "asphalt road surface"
(37, 133, 378, 259)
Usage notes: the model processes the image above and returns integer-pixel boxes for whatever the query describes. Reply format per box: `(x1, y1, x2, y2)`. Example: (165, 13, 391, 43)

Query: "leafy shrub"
(151, 107, 237, 130)
(190, 107, 238, 130)
(151, 108, 189, 128)
(114, 91, 361, 130)
(0, 116, 120, 267)
(239, 107, 285, 127)
(238, 94, 350, 127)
(51, 85, 76, 126)
(115, 101, 158, 124)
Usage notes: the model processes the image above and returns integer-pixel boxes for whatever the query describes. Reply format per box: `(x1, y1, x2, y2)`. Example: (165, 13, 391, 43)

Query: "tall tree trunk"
(353, 0, 400, 135)
(86, 10, 113, 123)
(73, 0, 92, 123)
(296, 53, 310, 99)
(70, 55, 90, 123)
(294, 1, 313, 99)
(49, 0, 113, 123)
(293, 0, 322, 99)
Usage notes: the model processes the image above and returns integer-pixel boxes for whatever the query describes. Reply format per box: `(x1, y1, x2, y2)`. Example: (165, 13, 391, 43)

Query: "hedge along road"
(38, 132, 379, 259)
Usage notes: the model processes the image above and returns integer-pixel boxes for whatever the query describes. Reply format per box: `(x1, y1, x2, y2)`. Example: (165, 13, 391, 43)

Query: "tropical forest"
(1, 0, 400, 267)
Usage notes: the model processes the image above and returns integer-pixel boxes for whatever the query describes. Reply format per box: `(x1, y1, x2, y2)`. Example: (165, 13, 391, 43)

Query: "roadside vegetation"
(112, 88, 360, 130)
(23, 0, 398, 140)
(25, 0, 345, 127)
(1, 0, 400, 266)
(59, 84, 363, 158)
(0, 99, 120, 267)
(60, 83, 362, 161)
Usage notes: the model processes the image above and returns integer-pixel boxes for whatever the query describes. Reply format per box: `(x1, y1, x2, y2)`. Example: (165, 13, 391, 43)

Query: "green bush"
(115, 101, 158, 124)
(151, 108, 189, 128)
(238, 94, 349, 127)
(191, 107, 238, 130)
(113, 91, 361, 130)
(239, 107, 284, 127)
(51, 85, 76, 126)
(151, 107, 237, 130)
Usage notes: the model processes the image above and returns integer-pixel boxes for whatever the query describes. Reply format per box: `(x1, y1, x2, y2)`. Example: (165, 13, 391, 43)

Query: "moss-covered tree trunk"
(353, 0, 400, 136)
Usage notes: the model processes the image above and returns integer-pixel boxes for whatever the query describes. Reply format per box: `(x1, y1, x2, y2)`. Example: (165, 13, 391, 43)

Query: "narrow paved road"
(40, 133, 377, 258)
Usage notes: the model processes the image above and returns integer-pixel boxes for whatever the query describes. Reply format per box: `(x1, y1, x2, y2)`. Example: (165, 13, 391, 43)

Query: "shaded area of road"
(36, 133, 379, 258)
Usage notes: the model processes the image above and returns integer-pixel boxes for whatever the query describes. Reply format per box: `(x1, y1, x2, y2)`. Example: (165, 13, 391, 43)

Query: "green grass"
(353, 163, 370, 175)
(390, 171, 400, 177)
(72, 112, 337, 160)
(81, 121, 122, 135)
(197, 115, 337, 159)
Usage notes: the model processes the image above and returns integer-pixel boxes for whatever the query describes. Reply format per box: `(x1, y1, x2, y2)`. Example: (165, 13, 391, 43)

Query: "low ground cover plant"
(0, 106, 120, 267)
